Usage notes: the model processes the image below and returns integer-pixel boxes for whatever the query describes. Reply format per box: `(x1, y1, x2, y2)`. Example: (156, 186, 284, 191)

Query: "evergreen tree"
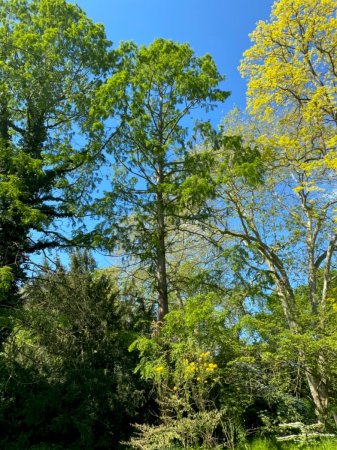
(0, 0, 113, 308)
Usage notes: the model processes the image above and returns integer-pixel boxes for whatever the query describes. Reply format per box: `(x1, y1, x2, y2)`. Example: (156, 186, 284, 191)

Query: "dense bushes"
(0, 254, 336, 448)
(0, 253, 153, 449)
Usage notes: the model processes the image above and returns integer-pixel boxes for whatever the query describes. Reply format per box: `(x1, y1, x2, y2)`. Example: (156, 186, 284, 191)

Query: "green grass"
(238, 437, 337, 450)
(168, 437, 337, 450)
(155, 437, 337, 450)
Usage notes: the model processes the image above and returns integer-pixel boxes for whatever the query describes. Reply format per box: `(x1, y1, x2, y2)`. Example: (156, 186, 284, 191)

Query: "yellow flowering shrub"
(129, 294, 229, 448)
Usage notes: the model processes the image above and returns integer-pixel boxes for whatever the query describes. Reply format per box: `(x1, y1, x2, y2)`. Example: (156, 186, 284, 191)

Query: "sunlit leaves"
(0, 0, 114, 299)
(240, 0, 337, 170)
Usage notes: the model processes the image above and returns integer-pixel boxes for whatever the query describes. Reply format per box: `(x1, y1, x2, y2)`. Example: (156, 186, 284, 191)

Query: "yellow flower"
(208, 363, 218, 369)
(155, 366, 164, 373)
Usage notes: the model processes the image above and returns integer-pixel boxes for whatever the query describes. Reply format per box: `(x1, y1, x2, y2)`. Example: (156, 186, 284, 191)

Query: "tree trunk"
(156, 167, 169, 322)
(157, 232, 169, 321)
(306, 369, 329, 423)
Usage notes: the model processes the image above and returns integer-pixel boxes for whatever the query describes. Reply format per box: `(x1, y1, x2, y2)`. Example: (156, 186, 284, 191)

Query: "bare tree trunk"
(306, 369, 329, 423)
(333, 413, 337, 428)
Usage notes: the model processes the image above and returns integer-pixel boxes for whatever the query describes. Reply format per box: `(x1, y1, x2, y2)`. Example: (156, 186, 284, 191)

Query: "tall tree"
(0, 0, 113, 307)
(209, 108, 337, 424)
(237, 0, 337, 424)
(94, 39, 228, 321)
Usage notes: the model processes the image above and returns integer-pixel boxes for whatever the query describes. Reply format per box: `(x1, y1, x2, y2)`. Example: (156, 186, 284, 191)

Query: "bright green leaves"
(0, 266, 14, 301)
(215, 134, 265, 188)
(95, 38, 228, 151)
(128, 294, 239, 448)
(131, 39, 227, 104)
(94, 39, 228, 318)
(228, 140, 264, 187)
(0, 0, 112, 140)
(0, 0, 115, 304)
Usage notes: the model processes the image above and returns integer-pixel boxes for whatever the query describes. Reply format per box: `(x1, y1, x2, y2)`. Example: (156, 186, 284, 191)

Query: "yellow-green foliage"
(240, 0, 337, 172)
(129, 294, 233, 449)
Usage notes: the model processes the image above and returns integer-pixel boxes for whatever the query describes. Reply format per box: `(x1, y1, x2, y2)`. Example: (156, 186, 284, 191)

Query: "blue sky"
(47, 0, 276, 269)
(75, 0, 275, 124)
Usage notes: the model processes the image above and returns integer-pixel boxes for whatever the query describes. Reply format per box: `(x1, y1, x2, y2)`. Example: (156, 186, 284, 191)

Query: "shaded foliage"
(0, 252, 153, 449)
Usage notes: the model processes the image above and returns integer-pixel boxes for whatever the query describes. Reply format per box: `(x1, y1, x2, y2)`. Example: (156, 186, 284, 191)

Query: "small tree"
(129, 294, 235, 449)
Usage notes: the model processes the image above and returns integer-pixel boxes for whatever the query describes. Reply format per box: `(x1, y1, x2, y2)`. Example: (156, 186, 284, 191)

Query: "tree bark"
(156, 167, 169, 322)
(306, 369, 329, 423)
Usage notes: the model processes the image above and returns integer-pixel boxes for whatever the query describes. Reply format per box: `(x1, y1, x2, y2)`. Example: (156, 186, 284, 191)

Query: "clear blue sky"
(75, 0, 275, 124)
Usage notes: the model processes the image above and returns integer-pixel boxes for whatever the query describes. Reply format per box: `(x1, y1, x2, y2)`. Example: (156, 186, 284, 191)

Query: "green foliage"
(239, 0, 337, 174)
(238, 437, 337, 450)
(0, 0, 114, 306)
(235, 272, 337, 430)
(128, 410, 225, 450)
(0, 252, 152, 449)
(218, 135, 265, 187)
(1, 0, 337, 447)
(128, 294, 246, 449)
(0, 266, 14, 300)
(93, 38, 228, 319)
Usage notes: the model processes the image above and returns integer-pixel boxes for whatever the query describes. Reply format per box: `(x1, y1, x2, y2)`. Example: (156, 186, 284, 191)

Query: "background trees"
(239, 0, 337, 171)
(234, 0, 337, 424)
